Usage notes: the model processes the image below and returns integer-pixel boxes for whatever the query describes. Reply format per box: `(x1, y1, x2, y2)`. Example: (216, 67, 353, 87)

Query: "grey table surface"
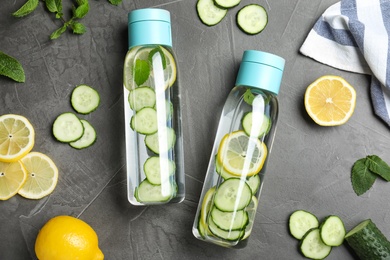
(1, 0, 390, 259)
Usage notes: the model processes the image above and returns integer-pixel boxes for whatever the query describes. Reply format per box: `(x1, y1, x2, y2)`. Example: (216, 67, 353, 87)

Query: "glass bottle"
(192, 50, 285, 247)
(123, 8, 185, 205)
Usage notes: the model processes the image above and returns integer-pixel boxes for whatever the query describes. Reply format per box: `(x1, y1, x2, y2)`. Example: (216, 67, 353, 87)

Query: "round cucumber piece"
(71, 84, 100, 114)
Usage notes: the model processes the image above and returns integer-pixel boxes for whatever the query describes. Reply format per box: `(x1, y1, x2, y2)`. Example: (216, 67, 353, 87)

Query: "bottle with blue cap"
(192, 50, 285, 247)
(123, 8, 185, 205)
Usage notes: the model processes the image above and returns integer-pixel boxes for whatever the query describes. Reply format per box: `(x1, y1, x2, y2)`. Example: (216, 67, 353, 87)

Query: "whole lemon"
(35, 215, 104, 260)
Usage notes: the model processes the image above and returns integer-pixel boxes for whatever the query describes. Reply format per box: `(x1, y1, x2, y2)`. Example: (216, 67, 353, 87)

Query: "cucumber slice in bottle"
(242, 112, 271, 138)
(208, 217, 244, 241)
(289, 210, 319, 240)
(130, 107, 158, 135)
(134, 179, 174, 203)
(214, 0, 240, 9)
(144, 127, 176, 154)
(144, 156, 175, 185)
(345, 219, 390, 259)
(197, 0, 228, 26)
(319, 215, 345, 247)
(211, 207, 249, 231)
(52, 112, 84, 143)
(300, 228, 332, 259)
(154, 99, 173, 120)
(242, 196, 258, 240)
(69, 119, 97, 149)
(246, 174, 260, 195)
(128, 86, 156, 111)
(214, 178, 252, 212)
(71, 85, 100, 114)
(236, 4, 268, 35)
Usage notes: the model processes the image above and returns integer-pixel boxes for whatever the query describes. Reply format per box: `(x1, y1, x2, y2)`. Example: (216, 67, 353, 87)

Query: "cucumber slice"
(144, 127, 176, 154)
(246, 174, 260, 195)
(128, 86, 156, 111)
(300, 228, 332, 259)
(289, 210, 319, 240)
(211, 207, 249, 231)
(345, 219, 390, 259)
(236, 4, 268, 35)
(197, 0, 228, 26)
(134, 179, 174, 203)
(242, 112, 271, 138)
(144, 156, 175, 185)
(214, 0, 240, 9)
(130, 107, 158, 135)
(208, 217, 244, 241)
(214, 178, 252, 212)
(319, 215, 345, 246)
(69, 119, 96, 149)
(242, 196, 258, 240)
(71, 85, 100, 114)
(154, 99, 173, 120)
(52, 112, 84, 143)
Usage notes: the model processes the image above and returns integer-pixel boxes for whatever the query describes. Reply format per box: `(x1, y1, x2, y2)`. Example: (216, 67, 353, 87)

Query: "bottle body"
(192, 85, 278, 247)
(124, 44, 185, 205)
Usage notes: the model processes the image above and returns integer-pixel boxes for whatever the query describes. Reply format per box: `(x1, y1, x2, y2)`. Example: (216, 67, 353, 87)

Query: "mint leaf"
(50, 25, 67, 40)
(70, 21, 87, 34)
(148, 47, 166, 69)
(73, 3, 89, 19)
(108, 0, 122, 5)
(243, 89, 255, 105)
(134, 59, 150, 86)
(45, 0, 62, 14)
(351, 158, 377, 196)
(366, 155, 390, 181)
(0, 51, 25, 83)
(12, 0, 39, 17)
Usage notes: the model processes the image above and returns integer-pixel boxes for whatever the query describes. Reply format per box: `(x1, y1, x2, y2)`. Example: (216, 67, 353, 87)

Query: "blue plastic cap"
(128, 8, 172, 49)
(235, 50, 285, 95)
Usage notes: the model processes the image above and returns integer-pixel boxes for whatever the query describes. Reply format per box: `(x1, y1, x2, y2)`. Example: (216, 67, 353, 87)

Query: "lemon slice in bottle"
(0, 114, 35, 162)
(0, 161, 27, 200)
(217, 130, 267, 177)
(18, 152, 59, 199)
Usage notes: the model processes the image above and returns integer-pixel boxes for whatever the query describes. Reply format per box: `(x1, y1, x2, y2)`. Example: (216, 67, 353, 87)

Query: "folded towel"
(300, 0, 390, 127)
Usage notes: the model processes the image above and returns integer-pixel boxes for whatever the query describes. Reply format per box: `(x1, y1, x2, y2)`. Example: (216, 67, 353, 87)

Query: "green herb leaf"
(365, 155, 390, 181)
(351, 158, 377, 196)
(45, 0, 62, 14)
(12, 0, 39, 17)
(0, 51, 25, 83)
(70, 21, 87, 34)
(243, 89, 255, 105)
(148, 47, 166, 69)
(134, 59, 150, 86)
(50, 25, 67, 40)
(73, 3, 89, 19)
(108, 0, 122, 5)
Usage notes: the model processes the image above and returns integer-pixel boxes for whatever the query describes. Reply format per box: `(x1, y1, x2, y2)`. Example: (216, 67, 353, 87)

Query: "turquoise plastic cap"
(235, 50, 285, 95)
(128, 8, 172, 49)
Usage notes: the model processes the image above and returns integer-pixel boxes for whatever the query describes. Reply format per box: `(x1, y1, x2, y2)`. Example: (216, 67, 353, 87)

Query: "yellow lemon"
(0, 160, 27, 200)
(217, 130, 267, 177)
(35, 215, 104, 260)
(0, 114, 35, 162)
(304, 75, 356, 126)
(18, 152, 58, 199)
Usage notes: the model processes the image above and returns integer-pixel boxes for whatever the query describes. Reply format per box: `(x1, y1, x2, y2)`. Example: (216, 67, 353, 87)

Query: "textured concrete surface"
(1, 0, 390, 259)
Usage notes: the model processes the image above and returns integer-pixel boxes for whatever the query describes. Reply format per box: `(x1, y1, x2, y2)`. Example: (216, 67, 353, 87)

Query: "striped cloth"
(300, 0, 390, 127)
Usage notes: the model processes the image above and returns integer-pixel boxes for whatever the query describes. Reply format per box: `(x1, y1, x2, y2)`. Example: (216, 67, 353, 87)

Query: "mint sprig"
(0, 51, 25, 83)
(134, 59, 150, 86)
(351, 155, 390, 196)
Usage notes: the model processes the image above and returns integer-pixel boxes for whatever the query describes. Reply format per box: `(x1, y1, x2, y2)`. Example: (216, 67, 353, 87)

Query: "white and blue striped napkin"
(300, 0, 390, 127)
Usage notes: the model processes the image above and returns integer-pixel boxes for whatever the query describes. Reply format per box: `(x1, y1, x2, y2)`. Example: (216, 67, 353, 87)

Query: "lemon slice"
(304, 75, 356, 126)
(0, 161, 27, 200)
(123, 46, 177, 91)
(18, 152, 59, 199)
(200, 186, 216, 226)
(217, 130, 267, 177)
(0, 114, 35, 162)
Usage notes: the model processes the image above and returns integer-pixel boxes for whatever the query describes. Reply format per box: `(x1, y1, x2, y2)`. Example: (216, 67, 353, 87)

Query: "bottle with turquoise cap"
(123, 8, 185, 205)
(192, 50, 285, 247)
